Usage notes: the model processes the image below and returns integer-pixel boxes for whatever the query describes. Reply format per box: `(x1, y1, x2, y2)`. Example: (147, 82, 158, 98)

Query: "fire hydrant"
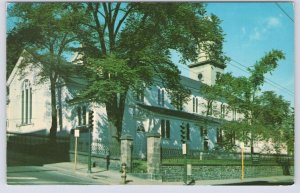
(121, 163, 127, 184)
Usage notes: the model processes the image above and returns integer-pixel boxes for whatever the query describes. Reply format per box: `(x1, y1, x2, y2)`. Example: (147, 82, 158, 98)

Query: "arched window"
(21, 80, 32, 124)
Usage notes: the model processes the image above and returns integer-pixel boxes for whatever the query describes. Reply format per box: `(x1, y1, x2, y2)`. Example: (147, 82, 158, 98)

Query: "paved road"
(7, 151, 106, 185)
(7, 165, 106, 185)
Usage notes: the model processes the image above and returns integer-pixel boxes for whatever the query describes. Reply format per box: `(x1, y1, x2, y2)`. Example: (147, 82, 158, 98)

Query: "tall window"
(82, 106, 87, 125)
(193, 97, 198, 113)
(136, 89, 144, 103)
(158, 88, 164, 107)
(77, 106, 87, 126)
(200, 126, 207, 137)
(174, 94, 183, 111)
(77, 107, 82, 126)
(220, 104, 226, 118)
(161, 119, 170, 139)
(200, 126, 209, 151)
(21, 80, 32, 124)
(232, 108, 237, 121)
(217, 128, 223, 144)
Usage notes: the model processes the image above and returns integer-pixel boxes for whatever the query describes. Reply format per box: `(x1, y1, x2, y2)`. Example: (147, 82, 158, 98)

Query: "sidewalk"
(44, 162, 166, 185)
(44, 161, 294, 185)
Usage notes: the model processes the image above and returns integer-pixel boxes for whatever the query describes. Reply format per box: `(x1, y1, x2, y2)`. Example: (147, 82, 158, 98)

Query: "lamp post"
(240, 142, 244, 180)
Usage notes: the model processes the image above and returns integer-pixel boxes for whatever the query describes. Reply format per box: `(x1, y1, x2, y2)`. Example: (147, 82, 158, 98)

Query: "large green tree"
(71, 2, 228, 141)
(8, 3, 81, 140)
(254, 91, 293, 154)
(202, 50, 291, 153)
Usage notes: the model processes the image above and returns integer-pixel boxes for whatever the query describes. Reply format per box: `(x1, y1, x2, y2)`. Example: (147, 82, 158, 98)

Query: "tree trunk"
(105, 91, 127, 143)
(49, 77, 58, 141)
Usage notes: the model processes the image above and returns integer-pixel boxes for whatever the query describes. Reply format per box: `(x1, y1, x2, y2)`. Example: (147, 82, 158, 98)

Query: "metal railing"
(161, 147, 293, 166)
(69, 136, 120, 159)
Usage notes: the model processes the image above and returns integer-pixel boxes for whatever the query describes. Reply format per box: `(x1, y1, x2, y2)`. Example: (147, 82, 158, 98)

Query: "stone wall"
(161, 164, 294, 182)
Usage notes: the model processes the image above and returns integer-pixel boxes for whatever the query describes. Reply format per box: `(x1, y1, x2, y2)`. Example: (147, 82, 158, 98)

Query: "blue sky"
(176, 2, 294, 107)
(6, 1, 294, 107)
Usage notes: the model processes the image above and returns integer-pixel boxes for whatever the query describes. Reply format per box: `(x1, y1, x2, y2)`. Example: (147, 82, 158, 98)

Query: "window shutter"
(166, 120, 170, 139)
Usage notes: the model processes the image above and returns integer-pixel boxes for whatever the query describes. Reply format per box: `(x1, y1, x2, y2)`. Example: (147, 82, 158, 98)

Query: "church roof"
(179, 75, 202, 90)
(188, 60, 226, 69)
(137, 103, 223, 125)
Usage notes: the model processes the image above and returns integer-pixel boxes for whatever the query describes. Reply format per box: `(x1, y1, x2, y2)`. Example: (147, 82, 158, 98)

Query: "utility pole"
(240, 142, 245, 180)
(87, 110, 94, 173)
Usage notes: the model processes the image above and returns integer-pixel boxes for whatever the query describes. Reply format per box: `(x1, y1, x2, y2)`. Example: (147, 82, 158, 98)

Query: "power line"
(179, 59, 294, 96)
(228, 62, 293, 96)
(230, 59, 294, 95)
(275, 2, 294, 22)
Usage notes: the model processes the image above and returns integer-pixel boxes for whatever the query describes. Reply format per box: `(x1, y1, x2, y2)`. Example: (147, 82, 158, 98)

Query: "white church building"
(6, 50, 285, 159)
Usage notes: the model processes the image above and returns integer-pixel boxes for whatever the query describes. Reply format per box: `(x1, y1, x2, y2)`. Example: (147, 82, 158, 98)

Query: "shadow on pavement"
(217, 181, 294, 186)
(7, 148, 70, 167)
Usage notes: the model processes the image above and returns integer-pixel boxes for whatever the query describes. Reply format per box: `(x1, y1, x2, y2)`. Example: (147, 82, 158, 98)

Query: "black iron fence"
(161, 146, 294, 166)
(69, 135, 120, 159)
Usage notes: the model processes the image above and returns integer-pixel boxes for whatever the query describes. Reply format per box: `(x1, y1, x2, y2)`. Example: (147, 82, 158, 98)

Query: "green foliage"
(8, 2, 228, 141)
(202, 50, 293, 154)
(249, 50, 285, 91)
(70, 2, 227, 139)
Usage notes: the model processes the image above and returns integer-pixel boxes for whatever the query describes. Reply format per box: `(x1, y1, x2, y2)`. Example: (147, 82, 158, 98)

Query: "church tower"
(189, 43, 225, 86)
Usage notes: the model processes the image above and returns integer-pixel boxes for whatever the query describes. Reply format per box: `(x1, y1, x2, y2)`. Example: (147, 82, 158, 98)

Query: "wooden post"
(241, 142, 244, 180)
(74, 129, 80, 170)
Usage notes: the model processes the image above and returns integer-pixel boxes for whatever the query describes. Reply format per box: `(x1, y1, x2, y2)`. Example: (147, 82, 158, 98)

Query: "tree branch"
(89, 2, 107, 55)
(112, 3, 121, 30)
(114, 5, 133, 39)
(57, 33, 68, 56)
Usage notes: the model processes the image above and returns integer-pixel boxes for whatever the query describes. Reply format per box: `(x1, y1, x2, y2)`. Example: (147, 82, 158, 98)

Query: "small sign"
(182, 144, 187, 155)
(187, 164, 192, 176)
(74, 129, 80, 137)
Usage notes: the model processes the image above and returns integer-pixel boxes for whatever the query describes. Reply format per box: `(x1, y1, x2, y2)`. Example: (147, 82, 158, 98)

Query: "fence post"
(147, 132, 161, 178)
(120, 134, 133, 172)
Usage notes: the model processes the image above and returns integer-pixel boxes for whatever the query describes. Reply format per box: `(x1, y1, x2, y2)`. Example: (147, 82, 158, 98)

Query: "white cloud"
(249, 27, 261, 40)
(266, 17, 281, 28)
(241, 27, 246, 36)
(248, 16, 282, 41)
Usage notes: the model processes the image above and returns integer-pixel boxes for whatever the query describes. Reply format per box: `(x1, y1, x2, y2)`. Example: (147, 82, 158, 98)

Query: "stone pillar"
(120, 134, 133, 172)
(147, 133, 161, 175)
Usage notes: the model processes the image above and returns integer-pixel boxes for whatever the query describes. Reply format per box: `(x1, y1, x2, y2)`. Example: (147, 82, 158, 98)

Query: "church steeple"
(189, 42, 225, 86)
